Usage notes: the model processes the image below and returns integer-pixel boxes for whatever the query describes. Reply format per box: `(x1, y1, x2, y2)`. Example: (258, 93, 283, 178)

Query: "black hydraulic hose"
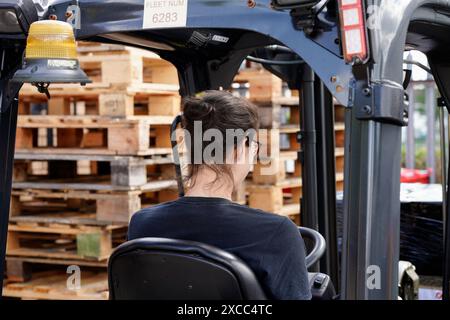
(170, 114, 185, 197)
(246, 45, 304, 65)
(246, 56, 304, 65)
(299, 227, 326, 268)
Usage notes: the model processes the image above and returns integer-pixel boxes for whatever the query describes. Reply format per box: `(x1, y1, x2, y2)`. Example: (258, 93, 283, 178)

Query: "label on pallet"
(143, 0, 188, 29)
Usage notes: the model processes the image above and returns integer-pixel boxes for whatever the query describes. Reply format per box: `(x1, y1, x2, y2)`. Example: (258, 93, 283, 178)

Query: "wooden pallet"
(257, 127, 299, 156)
(252, 155, 300, 185)
(15, 115, 174, 156)
(11, 178, 179, 223)
(233, 68, 284, 102)
(19, 43, 180, 116)
(76, 43, 177, 86)
(5, 252, 110, 284)
(255, 96, 345, 128)
(255, 96, 300, 129)
(19, 82, 178, 100)
(256, 127, 301, 165)
(19, 93, 181, 118)
(3, 270, 108, 300)
(13, 152, 174, 188)
(253, 147, 345, 184)
(6, 214, 127, 262)
(258, 125, 344, 154)
(247, 177, 302, 216)
(247, 173, 345, 216)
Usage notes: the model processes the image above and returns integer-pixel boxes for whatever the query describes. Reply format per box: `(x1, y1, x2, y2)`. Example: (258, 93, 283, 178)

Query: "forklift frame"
(1, 0, 450, 300)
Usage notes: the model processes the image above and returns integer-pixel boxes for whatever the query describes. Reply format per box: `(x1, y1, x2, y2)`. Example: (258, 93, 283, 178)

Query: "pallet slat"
(3, 271, 108, 300)
(15, 116, 174, 156)
(11, 180, 178, 223)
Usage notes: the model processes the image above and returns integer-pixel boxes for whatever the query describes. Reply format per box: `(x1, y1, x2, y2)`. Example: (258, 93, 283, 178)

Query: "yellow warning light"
(12, 20, 91, 96)
(25, 20, 78, 60)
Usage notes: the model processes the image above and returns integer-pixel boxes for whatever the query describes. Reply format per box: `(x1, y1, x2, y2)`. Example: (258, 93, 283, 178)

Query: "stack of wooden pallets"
(4, 43, 182, 300)
(233, 66, 345, 224)
(4, 46, 346, 299)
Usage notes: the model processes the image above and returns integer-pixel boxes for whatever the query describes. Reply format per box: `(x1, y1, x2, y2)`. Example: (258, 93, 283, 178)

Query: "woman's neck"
(185, 171, 234, 201)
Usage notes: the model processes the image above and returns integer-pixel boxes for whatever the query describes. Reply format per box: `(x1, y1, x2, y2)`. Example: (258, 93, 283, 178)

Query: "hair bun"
(183, 97, 215, 122)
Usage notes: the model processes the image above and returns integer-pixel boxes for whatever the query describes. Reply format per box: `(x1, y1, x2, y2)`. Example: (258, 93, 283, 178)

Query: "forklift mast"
(1, 0, 450, 300)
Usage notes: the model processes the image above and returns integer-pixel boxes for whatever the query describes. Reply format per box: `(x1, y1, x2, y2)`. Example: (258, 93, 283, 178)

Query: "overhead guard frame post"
(341, 78, 403, 299)
(0, 82, 21, 298)
(314, 76, 339, 291)
(299, 64, 320, 272)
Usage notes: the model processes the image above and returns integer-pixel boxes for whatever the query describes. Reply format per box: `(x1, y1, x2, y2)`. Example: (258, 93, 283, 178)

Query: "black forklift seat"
(108, 228, 335, 300)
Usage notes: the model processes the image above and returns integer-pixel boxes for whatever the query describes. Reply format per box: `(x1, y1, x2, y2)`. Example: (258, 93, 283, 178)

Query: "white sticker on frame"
(143, 0, 188, 29)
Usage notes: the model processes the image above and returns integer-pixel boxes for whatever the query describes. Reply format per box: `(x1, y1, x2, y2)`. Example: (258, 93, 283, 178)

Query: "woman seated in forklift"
(128, 90, 311, 300)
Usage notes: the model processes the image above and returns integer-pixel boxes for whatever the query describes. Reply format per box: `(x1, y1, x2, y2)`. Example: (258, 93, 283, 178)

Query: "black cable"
(403, 69, 412, 89)
(264, 45, 295, 54)
(403, 59, 432, 88)
(247, 57, 430, 69)
(246, 55, 304, 65)
(403, 59, 432, 74)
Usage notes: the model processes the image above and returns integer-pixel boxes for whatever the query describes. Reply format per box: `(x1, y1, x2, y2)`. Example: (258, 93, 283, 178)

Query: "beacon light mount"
(11, 20, 91, 98)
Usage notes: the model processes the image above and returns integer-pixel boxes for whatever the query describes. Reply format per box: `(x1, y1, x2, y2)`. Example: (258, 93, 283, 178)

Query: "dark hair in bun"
(181, 90, 259, 187)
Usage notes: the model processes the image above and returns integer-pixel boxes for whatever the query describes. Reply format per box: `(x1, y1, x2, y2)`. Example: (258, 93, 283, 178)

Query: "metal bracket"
(349, 79, 408, 126)
(65, 0, 81, 30)
(290, 6, 317, 36)
(66, 4, 81, 30)
(287, 0, 332, 36)
(438, 97, 450, 113)
(0, 81, 22, 114)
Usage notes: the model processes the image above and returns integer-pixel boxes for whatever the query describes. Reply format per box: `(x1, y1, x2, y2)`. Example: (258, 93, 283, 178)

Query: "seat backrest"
(108, 237, 267, 300)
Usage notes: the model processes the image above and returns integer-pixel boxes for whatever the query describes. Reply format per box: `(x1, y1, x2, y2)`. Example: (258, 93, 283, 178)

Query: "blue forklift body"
(1, 0, 450, 300)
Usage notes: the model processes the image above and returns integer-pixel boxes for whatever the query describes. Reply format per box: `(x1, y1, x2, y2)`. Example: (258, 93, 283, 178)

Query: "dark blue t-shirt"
(127, 196, 311, 300)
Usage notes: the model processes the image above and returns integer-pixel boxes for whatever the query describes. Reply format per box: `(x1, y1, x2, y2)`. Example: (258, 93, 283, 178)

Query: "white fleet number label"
(143, 0, 188, 29)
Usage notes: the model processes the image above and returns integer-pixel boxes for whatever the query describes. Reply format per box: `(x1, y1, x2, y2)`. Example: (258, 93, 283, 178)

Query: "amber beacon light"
(12, 20, 91, 96)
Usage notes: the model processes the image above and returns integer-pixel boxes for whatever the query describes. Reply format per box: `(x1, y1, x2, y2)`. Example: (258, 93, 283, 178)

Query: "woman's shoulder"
(227, 202, 293, 224)
(130, 200, 180, 221)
